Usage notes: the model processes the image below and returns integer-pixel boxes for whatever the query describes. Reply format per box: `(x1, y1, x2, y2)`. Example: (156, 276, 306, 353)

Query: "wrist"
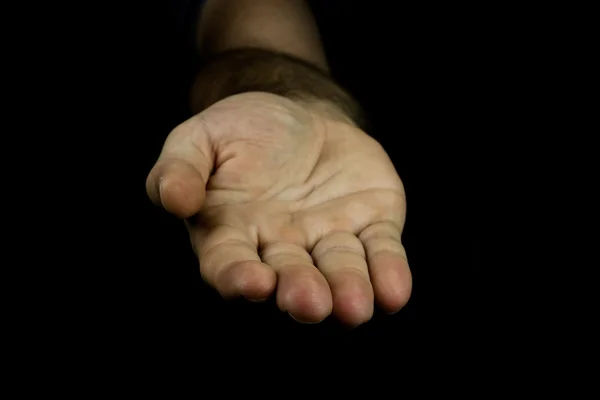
(190, 48, 365, 128)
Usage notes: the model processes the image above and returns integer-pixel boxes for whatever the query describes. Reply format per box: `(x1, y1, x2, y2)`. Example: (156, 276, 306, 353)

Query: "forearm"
(196, 0, 328, 71)
(190, 0, 364, 126)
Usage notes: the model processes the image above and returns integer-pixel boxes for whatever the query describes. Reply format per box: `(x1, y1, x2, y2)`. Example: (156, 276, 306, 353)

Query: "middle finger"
(261, 242, 333, 323)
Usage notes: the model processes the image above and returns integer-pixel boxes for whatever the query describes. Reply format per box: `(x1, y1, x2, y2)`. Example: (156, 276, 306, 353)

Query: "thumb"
(146, 118, 214, 219)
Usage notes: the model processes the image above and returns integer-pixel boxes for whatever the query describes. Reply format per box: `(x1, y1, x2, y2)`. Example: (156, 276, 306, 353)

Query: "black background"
(92, 1, 483, 343)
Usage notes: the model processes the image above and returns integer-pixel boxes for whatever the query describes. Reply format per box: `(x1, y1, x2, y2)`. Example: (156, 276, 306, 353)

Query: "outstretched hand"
(147, 92, 411, 326)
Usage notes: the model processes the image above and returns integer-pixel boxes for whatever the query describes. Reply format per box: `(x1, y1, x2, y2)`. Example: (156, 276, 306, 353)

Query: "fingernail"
(157, 176, 165, 207)
(246, 297, 268, 303)
(288, 312, 318, 324)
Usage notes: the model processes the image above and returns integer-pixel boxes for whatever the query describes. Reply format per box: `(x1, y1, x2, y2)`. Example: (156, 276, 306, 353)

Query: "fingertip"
(149, 161, 206, 218)
(276, 269, 332, 324)
(370, 253, 412, 314)
(329, 272, 374, 327)
(159, 175, 204, 218)
(145, 169, 162, 207)
(218, 261, 277, 301)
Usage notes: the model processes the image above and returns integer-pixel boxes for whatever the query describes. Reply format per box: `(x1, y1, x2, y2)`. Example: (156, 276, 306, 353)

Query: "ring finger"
(311, 231, 374, 327)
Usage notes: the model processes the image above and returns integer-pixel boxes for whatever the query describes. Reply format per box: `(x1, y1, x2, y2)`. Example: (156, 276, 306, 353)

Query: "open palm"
(147, 93, 411, 326)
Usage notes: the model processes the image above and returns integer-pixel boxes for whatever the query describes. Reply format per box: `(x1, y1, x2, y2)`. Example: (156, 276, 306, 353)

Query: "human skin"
(146, 0, 411, 326)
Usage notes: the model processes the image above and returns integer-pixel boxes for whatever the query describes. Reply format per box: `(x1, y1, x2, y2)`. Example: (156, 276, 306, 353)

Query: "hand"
(146, 92, 411, 326)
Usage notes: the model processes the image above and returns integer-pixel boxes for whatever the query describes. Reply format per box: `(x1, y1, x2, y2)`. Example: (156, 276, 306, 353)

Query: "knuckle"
(260, 242, 313, 267)
(359, 221, 401, 242)
(311, 231, 364, 259)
